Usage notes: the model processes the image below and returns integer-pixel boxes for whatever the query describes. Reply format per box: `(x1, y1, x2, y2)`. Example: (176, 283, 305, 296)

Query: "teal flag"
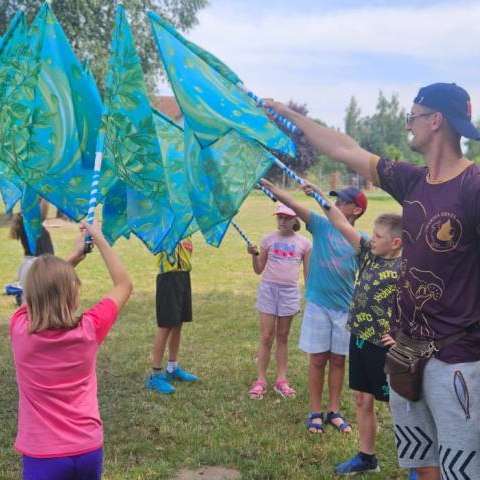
(100, 5, 175, 253)
(19, 187, 44, 255)
(149, 12, 279, 245)
(0, 3, 105, 223)
(0, 178, 21, 213)
(148, 11, 295, 155)
(0, 12, 27, 214)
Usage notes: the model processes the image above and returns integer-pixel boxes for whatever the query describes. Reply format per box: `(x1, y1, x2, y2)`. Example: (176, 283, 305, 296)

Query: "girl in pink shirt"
(247, 203, 311, 399)
(10, 222, 132, 480)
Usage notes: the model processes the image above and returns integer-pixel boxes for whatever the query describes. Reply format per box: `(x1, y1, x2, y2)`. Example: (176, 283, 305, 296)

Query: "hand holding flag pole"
(231, 220, 259, 255)
(84, 149, 103, 253)
(236, 84, 299, 135)
(272, 159, 331, 210)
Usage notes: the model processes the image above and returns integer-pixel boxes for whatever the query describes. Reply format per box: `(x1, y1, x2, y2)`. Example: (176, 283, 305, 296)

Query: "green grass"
(0, 190, 404, 479)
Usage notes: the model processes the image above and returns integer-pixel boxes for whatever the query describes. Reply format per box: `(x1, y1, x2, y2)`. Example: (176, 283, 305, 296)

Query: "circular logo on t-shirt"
(425, 212, 462, 252)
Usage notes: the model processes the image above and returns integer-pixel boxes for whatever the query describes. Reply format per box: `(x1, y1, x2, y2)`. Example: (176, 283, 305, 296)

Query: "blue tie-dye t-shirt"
(305, 212, 361, 312)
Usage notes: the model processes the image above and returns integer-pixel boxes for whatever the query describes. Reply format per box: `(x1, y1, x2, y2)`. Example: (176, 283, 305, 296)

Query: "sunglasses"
(405, 111, 436, 126)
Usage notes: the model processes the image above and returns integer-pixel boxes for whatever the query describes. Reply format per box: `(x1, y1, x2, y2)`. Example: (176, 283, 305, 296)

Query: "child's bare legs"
(166, 325, 182, 363)
(275, 315, 293, 381)
(152, 326, 172, 369)
(308, 352, 351, 432)
(328, 353, 351, 432)
(308, 352, 328, 429)
(256, 312, 276, 383)
(153, 325, 184, 367)
(354, 391, 376, 454)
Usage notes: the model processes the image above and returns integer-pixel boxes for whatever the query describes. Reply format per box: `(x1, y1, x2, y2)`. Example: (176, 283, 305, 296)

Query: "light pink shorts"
(255, 281, 301, 317)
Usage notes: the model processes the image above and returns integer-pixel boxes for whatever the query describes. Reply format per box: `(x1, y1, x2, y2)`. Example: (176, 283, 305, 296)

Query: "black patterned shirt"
(347, 237, 401, 347)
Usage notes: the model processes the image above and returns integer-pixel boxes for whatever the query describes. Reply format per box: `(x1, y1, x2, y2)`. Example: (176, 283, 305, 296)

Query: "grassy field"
(0, 190, 405, 479)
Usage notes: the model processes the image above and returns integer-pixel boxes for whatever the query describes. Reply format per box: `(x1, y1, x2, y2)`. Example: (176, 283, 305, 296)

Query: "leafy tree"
(268, 101, 323, 185)
(344, 92, 423, 165)
(465, 119, 480, 163)
(0, 0, 208, 93)
(345, 96, 363, 140)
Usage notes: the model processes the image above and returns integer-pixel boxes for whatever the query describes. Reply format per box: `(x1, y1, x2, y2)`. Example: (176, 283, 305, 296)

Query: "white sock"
(167, 361, 178, 373)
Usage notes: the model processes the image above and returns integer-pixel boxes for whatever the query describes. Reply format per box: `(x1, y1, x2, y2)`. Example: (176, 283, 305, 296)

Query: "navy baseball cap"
(413, 83, 480, 140)
(329, 187, 367, 216)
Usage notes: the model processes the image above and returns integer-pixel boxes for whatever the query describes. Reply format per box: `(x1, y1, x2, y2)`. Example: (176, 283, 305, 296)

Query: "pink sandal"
(249, 380, 267, 399)
(274, 379, 296, 398)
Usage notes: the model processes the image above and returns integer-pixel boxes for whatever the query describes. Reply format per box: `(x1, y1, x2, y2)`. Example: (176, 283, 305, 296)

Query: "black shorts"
(349, 334, 389, 402)
(156, 271, 192, 328)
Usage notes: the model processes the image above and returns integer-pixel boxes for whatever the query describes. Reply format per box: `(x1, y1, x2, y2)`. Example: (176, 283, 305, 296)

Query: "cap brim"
(449, 117, 480, 140)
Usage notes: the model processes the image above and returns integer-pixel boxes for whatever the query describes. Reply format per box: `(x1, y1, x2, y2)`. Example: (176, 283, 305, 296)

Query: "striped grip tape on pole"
(246, 91, 299, 134)
(236, 83, 299, 135)
(256, 183, 277, 202)
(273, 159, 331, 211)
(231, 220, 258, 255)
(83, 152, 102, 253)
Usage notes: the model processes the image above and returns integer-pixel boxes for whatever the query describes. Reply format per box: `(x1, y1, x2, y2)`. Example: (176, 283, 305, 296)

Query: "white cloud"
(182, 0, 480, 128)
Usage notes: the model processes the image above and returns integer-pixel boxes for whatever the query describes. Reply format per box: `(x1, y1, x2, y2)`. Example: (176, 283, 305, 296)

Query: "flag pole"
(273, 159, 331, 210)
(83, 146, 103, 253)
(236, 84, 299, 135)
(256, 183, 277, 202)
(231, 220, 258, 255)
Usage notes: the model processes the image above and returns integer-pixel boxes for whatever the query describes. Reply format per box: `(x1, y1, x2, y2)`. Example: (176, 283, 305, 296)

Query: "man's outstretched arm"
(264, 100, 375, 180)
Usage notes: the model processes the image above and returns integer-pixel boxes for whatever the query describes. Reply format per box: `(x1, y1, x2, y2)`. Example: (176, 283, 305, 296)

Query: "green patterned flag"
(0, 12, 27, 213)
(149, 12, 280, 245)
(0, 3, 105, 223)
(0, 11, 45, 252)
(99, 5, 178, 253)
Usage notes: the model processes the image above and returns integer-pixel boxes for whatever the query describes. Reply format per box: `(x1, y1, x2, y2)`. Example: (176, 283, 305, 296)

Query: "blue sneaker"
(409, 469, 418, 480)
(146, 373, 175, 394)
(334, 453, 380, 476)
(166, 366, 197, 382)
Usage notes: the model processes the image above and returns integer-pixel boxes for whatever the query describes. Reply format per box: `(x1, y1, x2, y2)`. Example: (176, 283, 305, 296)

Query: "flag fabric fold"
(149, 12, 282, 246)
(0, 4, 105, 223)
(100, 5, 176, 253)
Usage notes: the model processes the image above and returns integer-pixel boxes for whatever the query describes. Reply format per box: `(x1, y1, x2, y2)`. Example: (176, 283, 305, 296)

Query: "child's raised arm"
(302, 180, 361, 251)
(302, 248, 311, 284)
(83, 222, 133, 311)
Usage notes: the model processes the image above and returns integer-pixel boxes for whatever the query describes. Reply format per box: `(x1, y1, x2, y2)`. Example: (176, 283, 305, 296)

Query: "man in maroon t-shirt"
(265, 83, 480, 479)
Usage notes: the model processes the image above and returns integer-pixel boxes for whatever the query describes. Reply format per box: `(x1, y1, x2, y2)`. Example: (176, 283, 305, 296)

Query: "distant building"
(150, 95, 183, 125)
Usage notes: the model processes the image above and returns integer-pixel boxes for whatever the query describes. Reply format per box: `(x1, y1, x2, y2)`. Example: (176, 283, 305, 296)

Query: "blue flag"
(0, 3, 105, 222)
(149, 12, 280, 246)
(99, 5, 176, 253)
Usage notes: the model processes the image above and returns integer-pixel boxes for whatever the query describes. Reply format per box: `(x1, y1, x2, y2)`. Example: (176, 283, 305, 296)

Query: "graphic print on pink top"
(261, 231, 311, 286)
(10, 298, 118, 458)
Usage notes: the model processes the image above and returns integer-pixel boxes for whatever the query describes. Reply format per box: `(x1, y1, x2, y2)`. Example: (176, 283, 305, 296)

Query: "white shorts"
(299, 301, 350, 355)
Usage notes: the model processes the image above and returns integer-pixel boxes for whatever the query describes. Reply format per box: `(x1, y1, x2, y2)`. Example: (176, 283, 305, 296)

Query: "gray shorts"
(255, 281, 301, 317)
(298, 301, 350, 355)
(389, 357, 480, 477)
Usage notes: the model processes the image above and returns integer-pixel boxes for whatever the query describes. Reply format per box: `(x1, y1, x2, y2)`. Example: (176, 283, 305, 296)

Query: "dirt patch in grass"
(172, 466, 241, 480)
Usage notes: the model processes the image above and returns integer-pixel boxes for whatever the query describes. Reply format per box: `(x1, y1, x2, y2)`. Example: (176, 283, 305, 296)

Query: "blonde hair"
(24, 255, 81, 333)
(374, 213, 403, 239)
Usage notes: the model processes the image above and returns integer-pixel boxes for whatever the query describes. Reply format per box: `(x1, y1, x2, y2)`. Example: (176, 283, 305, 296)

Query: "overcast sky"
(157, 0, 480, 130)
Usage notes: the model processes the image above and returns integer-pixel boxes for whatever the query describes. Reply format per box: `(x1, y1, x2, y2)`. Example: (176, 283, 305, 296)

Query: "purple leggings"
(22, 447, 102, 480)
